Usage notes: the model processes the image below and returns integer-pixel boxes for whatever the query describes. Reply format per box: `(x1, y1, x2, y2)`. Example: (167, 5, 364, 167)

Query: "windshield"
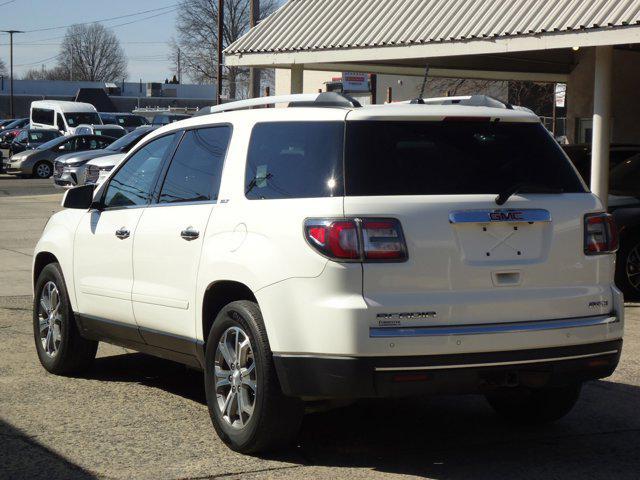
(28, 130, 59, 142)
(65, 112, 101, 127)
(118, 115, 147, 127)
(6, 118, 27, 129)
(37, 135, 68, 150)
(345, 121, 585, 196)
(105, 127, 153, 152)
(610, 154, 640, 197)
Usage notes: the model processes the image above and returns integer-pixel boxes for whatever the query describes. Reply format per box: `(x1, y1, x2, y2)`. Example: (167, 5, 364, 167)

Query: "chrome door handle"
(180, 227, 200, 241)
(115, 227, 130, 240)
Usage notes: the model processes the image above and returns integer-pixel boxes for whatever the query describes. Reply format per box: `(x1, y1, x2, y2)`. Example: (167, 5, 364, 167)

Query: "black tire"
(486, 384, 581, 424)
(615, 232, 640, 301)
(32, 161, 52, 179)
(33, 262, 98, 375)
(204, 300, 303, 453)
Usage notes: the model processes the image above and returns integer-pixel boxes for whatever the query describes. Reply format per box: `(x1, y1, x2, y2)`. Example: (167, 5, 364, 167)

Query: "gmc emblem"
(490, 211, 524, 221)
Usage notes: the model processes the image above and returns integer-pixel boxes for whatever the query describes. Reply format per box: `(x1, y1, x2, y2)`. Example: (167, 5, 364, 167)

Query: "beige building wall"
(567, 47, 640, 144)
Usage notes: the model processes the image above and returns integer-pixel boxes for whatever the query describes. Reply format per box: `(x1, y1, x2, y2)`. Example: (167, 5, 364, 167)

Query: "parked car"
(84, 153, 126, 185)
(564, 144, 640, 299)
(53, 125, 158, 188)
(151, 113, 190, 126)
(99, 112, 148, 132)
(3, 117, 29, 131)
(33, 93, 622, 453)
(74, 124, 127, 139)
(0, 119, 15, 129)
(3, 134, 114, 178)
(9, 129, 62, 156)
(30, 100, 102, 135)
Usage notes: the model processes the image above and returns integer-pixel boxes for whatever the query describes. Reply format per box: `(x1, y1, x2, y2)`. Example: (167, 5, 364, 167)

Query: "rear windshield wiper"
(495, 182, 564, 206)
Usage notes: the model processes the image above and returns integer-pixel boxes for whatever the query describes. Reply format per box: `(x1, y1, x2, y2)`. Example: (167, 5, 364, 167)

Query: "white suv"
(32, 93, 624, 453)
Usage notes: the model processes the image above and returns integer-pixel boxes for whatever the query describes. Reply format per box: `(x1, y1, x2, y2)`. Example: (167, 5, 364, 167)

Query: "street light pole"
(248, 0, 260, 98)
(2, 30, 24, 118)
(216, 0, 224, 105)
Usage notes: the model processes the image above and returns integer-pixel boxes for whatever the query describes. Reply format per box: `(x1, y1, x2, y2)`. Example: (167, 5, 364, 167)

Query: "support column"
(290, 65, 304, 94)
(590, 45, 613, 208)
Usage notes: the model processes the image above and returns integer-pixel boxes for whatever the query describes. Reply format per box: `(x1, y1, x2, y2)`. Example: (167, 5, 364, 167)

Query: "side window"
(103, 134, 176, 208)
(158, 126, 231, 203)
(244, 122, 344, 200)
(57, 139, 74, 151)
(32, 108, 54, 125)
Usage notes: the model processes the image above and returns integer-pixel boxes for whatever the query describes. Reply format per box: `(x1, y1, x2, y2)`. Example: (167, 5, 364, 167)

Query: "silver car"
(53, 125, 158, 188)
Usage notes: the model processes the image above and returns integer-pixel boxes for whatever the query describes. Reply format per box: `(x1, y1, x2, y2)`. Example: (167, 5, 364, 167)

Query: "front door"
(132, 126, 231, 349)
(73, 132, 178, 339)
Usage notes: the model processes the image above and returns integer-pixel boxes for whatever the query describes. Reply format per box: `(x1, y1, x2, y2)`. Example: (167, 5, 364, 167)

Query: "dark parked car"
(3, 134, 115, 179)
(0, 119, 15, 129)
(9, 129, 62, 156)
(564, 144, 640, 298)
(2, 118, 29, 131)
(151, 113, 190, 126)
(99, 112, 149, 132)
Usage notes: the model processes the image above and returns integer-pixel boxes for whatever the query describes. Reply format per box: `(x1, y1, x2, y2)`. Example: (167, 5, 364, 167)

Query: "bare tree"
(57, 24, 127, 82)
(0, 58, 7, 77)
(423, 77, 507, 100)
(22, 65, 68, 81)
(170, 0, 277, 98)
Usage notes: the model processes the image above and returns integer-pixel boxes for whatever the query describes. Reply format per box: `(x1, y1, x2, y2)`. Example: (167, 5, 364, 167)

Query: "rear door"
(132, 125, 231, 347)
(343, 119, 611, 326)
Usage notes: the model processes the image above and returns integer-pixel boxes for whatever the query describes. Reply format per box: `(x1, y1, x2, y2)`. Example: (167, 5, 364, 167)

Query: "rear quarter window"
(245, 122, 344, 200)
(345, 121, 585, 196)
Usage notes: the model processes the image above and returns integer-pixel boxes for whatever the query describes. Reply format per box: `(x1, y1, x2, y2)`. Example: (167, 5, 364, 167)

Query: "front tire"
(486, 384, 581, 424)
(33, 161, 52, 179)
(33, 263, 98, 375)
(204, 300, 303, 453)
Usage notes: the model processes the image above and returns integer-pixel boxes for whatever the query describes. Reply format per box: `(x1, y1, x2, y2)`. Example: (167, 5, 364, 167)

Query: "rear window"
(32, 108, 54, 126)
(345, 121, 585, 196)
(245, 122, 344, 200)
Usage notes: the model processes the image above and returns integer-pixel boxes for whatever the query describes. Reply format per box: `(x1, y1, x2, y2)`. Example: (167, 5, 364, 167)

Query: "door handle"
(180, 226, 200, 241)
(115, 227, 130, 240)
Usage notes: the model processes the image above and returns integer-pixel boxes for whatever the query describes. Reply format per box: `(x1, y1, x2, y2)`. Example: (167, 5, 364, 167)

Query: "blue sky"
(0, 0, 180, 82)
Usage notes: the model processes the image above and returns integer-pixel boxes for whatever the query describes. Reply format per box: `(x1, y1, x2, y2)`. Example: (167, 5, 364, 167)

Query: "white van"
(30, 100, 102, 136)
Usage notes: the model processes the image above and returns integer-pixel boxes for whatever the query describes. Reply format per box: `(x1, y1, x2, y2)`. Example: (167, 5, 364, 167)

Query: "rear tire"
(33, 263, 98, 375)
(204, 300, 303, 453)
(33, 161, 52, 179)
(615, 232, 640, 301)
(486, 384, 581, 424)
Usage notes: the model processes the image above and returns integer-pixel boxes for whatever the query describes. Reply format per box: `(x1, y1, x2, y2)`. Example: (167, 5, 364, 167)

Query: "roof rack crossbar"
(194, 92, 361, 117)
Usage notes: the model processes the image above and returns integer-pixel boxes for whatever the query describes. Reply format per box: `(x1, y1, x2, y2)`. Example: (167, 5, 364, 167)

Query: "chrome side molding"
(449, 209, 551, 224)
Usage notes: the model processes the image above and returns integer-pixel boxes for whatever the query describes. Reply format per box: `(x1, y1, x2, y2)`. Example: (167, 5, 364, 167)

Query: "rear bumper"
(274, 339, 622, 398)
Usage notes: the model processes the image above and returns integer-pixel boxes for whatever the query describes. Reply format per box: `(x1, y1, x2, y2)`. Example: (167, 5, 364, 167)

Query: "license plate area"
(450, 209, 552, 264)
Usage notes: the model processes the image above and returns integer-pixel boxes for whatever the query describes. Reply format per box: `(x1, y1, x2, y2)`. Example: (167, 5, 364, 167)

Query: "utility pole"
(248, 0, 260, 98)
(2, 30, 24, 118)
(177, 48, 182, 84)
(216, 0, 224, 105)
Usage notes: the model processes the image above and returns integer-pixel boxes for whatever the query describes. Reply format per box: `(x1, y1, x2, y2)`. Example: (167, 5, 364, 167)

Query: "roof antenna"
(411, 64, 430, 104)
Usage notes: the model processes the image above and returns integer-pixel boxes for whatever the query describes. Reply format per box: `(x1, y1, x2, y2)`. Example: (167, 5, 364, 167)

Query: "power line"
(0, 0, 16, 7)
(14, 53, 61, 68)
(21, 3, 178, 34)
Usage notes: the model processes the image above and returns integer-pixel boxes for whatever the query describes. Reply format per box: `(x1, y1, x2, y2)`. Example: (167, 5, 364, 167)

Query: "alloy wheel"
(214, 326, 257, 429)
(626, 243, 640, 291)
(36, 163, 51, 178)
(38, 281, 62, 357)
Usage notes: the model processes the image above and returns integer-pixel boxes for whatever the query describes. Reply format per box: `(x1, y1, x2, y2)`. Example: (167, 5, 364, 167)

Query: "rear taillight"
(584, 212, 618, 255)
(304, 218, 407, 262)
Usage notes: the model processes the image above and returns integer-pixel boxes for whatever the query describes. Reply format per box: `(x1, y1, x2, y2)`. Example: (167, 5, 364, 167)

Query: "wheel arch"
(201, 280, 258, 346)
(33, 251, 59, 290)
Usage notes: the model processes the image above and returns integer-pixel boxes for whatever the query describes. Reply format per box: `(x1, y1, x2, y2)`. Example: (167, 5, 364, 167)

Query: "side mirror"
(62, 184, 96, 209)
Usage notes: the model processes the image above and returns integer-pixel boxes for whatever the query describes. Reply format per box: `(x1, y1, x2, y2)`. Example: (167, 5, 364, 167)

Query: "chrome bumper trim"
(369, 315, 618, 338)
(374, 349, 620, 371)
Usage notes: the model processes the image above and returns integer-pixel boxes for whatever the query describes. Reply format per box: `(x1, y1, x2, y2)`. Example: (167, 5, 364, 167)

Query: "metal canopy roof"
(225, 0, 640, 80)
(227, 0, 640, 55)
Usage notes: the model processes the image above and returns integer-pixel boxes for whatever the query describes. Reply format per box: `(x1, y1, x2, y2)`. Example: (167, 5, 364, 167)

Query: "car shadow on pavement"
(0, 420, 97, 479)
(86, 352, 640, 479)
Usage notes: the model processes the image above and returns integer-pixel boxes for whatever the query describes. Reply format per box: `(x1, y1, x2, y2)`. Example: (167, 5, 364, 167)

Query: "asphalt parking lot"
(1, 175, 640, 479)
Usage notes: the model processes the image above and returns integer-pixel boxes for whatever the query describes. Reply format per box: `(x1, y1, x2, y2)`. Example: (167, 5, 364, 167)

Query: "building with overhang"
(225, 0, 640, 205)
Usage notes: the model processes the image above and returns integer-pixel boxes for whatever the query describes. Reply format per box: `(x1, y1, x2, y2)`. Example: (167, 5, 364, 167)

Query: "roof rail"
(193, 92, 360, 117)
(412, 94, 514, 110)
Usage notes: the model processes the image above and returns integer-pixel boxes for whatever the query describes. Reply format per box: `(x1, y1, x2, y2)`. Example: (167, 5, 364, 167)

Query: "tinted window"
(245, 122, 344, 200)
(345, 121, 585, 196)
(119, 115, 147, 127)
(100, 114, 117, 125)
(15, 130, 27, 143)
(65, 112, 101, 126)
(105, 127, 154, 153)
(32, 108, 54, 125)
(611, 154, 640, 196)
(94, 127, 125, 138)
(28, 131, 58, 142)
(104, 134, 176, 208)
(56, 113, 66, 132)
(159, 127, 231, 203)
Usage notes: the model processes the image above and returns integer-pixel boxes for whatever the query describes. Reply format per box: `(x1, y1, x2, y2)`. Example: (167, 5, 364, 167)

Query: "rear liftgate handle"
(180, 226, 200, 241)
